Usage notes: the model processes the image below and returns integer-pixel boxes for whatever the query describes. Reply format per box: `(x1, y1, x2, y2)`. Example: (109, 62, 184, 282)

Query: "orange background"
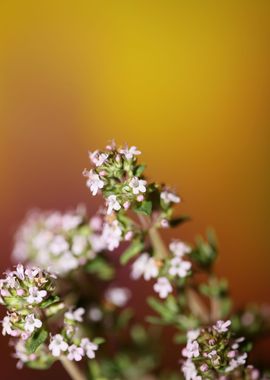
(0, 1, 270, 378)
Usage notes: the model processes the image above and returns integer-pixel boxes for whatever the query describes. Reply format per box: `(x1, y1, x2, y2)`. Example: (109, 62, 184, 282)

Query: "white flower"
(153, 277, 173, 299)
(90, 216, 102, 231)
(161, 190, 181, 204)
(143, 257, 159, 280)
(187, 329, 200, 343)
(27, 287, 47, 304)
(65, 307, 85, 322)
(72, 235, 87, 256)
(24, 266, 41, 280)
(105, 287, 131, 307)
(14, 340, 32, 369)
(131, 253, 149, 279)
(182, 359, 202, 380)
(169, 240, 191, 257)
(80, 338, 98, 359)
(62, 214, 82, 231)
(89, 150, 108, 167)
(85, 170, 104, 196)
(168, 257, 191, 278)
(49, 235, 69, 256)
(106, 195, 121, 215)
(54, 251, 79, 274)
(102, 221, 122, 251)
(33, 230, 53, 250)
(129, 177, 147, 195)
(24, 314, 42, 333)
(49, 334, 68, 357)
(182, 340, 200, 359)
(5, 273, 17, 288)
(213, 320, 231, 333)
(15, 264, 25, 281)
(2, 315, 18, 336)
(226, 352, 248, 372)
(67, 344, 84, 361)
(131, 253, 159, 281)
(119, 146, 141, 160)
(89, 234, 106, 252)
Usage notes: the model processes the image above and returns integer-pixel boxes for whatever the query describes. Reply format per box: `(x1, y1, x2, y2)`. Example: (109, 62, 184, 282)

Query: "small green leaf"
(85, 257, 115, 280)
(146, 316, 168, 325)
(40, 296, 60, 309)
(117, 308, 133, 328)
(26, 329, 48, 354)
(93, 337, 106, 345)
(135, 164, 146, 177)
(120, 239, 144, 265)
(134, 201, 152, 216)
(147, 297, 174, 321)
(130, 324, 147, 344)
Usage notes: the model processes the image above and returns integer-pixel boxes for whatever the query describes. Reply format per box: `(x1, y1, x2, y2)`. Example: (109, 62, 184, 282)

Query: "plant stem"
(148, 227, 169, 259)
(60, 357, 87, 380)
(146, 223, 210, 322)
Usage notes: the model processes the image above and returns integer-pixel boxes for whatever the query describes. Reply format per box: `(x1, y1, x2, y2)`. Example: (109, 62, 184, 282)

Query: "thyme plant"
(1, 142, 269, 380)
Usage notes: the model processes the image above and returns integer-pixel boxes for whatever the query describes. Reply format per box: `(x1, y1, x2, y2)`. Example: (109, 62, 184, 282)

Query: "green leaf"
(134, 201, 152, 216)
(146, 316, 168, 325)
(147, 297, 174, 321)
(120, 239, 144, 265)
(116, 308, 133, 328)
(173, 333, 188, 344)
(93, 337, 106, 345)
(130, 324, 147, 344)
(135, 164, 146, 177)
(40, 296, 60, 309)
(85, 257, 115, 280)
(26, 329, 48, 354)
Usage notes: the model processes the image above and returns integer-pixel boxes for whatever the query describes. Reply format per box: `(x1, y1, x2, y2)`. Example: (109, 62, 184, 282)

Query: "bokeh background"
(0, 1, 270, 378)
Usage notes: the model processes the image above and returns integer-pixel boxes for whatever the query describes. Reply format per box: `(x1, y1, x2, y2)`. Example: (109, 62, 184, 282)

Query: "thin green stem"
(60, 357, 87, 380)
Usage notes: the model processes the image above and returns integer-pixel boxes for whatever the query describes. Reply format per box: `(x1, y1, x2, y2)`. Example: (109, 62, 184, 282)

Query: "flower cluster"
(131, 239, 192, 299)
(83, 142, 180, 228)
(12, 207, 103, 275)
(0, 264, 56, 336)
(181, 320, 250, 379)
(0, 141, 269, 380)
(0, 265, 101, 370)
(48, 307, 98, 362)
(0, 264, 58, 368)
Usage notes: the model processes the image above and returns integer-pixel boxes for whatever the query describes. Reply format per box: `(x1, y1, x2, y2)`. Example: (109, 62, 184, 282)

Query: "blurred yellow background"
(0, 1, 269, 377)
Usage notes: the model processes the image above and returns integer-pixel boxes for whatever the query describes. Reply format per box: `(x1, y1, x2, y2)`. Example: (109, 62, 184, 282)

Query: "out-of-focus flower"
(131, 253, 159, 281)
(80, 338, 98, 359)
(169, 240, 191, 257)
(161, 190, 180, 204)
(49, 334, 69, 357)
(153, 277, 173, 299)
(11, 208, 102, 276)
(65, 308, 85, 323)
(169, 257, 191, 278)
(105, 287, 131, 307)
